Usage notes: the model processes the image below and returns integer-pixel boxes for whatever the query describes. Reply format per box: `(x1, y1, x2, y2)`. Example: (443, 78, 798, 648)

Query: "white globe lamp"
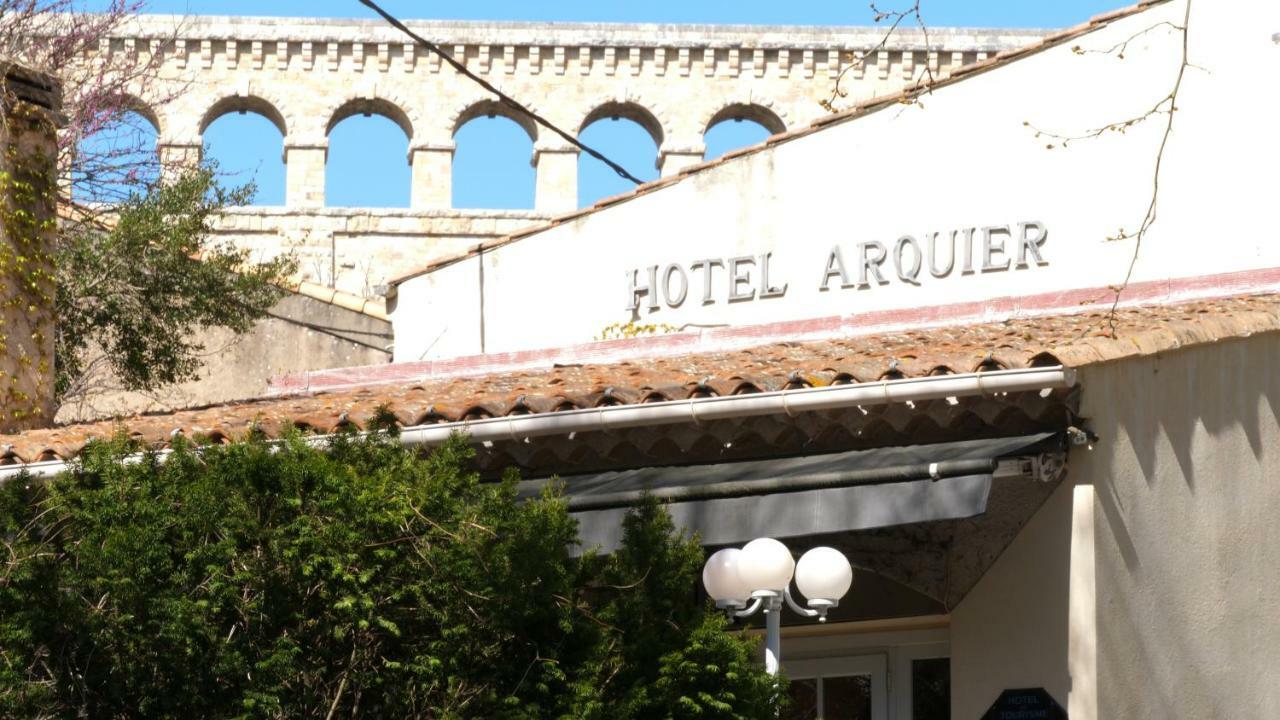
(702, 548, 752, 607)
(737, 537, 795, 595)
(704, 539, 857, 678)
(795, 546, 853, 613)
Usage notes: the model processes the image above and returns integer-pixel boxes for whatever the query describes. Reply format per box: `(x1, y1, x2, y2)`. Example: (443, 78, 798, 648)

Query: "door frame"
(776, 621, 950, 720)
(785, 652, 890, 720)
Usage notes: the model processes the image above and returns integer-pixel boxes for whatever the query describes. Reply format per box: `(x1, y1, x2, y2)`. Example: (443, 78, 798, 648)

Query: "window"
(910, 657, 950, 720)
(784, 654, 888, 720)
(781, 628, 949, 720)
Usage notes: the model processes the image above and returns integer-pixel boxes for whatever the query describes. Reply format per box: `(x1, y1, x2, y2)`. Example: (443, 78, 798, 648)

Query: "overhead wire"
(357, 0, 646, 186)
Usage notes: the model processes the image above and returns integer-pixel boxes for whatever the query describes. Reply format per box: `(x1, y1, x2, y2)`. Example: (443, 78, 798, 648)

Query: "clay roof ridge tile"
(1089, 3, 1146, 25)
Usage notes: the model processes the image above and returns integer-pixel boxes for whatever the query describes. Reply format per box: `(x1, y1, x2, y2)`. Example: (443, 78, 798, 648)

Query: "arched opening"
(452, 100, 536, 210)
(72, 102, 161, 203)
(578, 102, 661, 208)
(326, 99, 413, 208)
(201, 96, 287, 206)
(703, 104, 785, 161)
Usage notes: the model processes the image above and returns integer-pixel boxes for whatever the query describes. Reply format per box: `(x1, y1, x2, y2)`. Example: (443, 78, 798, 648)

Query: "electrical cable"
(357, 0, 646, 186)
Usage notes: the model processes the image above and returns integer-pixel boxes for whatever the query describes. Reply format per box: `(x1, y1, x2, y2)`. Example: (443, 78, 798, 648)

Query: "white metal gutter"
(0, 366, 1076, 483)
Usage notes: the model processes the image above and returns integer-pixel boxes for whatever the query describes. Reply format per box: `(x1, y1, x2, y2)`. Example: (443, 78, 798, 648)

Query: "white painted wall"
(952, 331, 1280, 718)
(393, 0, 1280, 362)
(950, 469, 1090, 717)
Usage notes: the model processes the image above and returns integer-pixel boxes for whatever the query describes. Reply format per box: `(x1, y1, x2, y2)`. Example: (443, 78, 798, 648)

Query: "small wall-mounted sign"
(981, 687, 1067, 720)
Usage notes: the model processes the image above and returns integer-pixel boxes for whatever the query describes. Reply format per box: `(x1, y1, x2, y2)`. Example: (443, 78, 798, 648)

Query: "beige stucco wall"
(1086, 332, 1280, 718)
(394, 0, 1280, 363)
(950, 468, 1090, 716)
(952, 330, 1280, 718)
(56, 292, 391, 421)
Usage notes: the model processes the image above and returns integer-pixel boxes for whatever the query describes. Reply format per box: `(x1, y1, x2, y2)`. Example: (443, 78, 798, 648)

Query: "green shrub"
(0, 428, 778, 719)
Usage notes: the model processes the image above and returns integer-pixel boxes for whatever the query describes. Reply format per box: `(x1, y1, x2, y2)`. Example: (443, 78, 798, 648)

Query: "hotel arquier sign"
(626, 221, 1049, 313)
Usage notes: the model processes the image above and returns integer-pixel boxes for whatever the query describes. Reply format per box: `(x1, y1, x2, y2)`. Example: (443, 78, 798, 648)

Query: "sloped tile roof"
(1, 291, 1276, 466)
(389, 0, 1171, 286)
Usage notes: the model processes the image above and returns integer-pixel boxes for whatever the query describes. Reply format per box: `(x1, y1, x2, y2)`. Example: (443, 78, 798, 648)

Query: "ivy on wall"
(0, 97, 57, 429)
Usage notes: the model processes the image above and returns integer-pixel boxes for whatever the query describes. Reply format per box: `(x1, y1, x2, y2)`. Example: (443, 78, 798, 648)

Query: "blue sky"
(91, 0, 1129, 208)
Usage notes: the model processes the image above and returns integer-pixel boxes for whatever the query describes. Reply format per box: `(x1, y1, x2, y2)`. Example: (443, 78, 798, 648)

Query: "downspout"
(0, 366, 1076, 482)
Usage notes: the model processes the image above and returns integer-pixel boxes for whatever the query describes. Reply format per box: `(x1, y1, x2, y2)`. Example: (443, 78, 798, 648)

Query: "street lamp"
(702, 538, 853, 676)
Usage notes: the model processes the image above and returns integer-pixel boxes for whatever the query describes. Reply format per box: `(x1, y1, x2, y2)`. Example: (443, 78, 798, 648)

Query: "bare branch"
(821, 1, 934, 113)
(1025, 3, 1195, 336)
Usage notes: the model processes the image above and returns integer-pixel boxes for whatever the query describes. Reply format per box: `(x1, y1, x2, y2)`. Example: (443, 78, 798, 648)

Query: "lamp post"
(702, 538, 854, 676)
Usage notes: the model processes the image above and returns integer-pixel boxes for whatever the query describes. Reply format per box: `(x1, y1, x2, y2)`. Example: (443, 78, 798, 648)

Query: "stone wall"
(81, 17, 1045, 295)
(57, 290, 392, 422)
(213, 205, 548, 296)
(0, 61, 60, 432)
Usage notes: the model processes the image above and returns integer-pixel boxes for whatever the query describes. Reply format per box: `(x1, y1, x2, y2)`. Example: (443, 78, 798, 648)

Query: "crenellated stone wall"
(82, 16, 1047, 295)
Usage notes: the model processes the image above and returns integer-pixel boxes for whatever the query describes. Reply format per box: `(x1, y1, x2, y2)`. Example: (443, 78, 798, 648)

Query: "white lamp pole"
(702, 538, 854, 676)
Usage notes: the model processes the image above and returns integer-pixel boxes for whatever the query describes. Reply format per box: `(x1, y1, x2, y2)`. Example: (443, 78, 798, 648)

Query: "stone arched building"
(90, 16, 1044, 295)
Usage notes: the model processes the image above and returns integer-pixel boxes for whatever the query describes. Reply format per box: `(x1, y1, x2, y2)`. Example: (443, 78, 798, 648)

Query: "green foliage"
(569, 499, 781, 719)
(54, 166, 295, 401)
(0, 430, 777, 718)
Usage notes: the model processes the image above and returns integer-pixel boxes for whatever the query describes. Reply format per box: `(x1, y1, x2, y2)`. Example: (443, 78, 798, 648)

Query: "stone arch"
(112, 93, 163, 137)
(326, 95, 416, 140)
(449, 96, 539, 143)
(700, 99, 788, 136)
(199, 93, 289, 137)
(578, 91, 669, 148)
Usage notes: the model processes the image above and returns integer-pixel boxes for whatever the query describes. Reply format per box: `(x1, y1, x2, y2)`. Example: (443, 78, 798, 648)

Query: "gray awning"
(516, 433, 1059, 553)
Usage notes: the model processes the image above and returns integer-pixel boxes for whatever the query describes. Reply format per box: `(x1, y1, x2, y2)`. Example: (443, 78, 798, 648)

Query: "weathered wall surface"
(392, 0, 1280, 363)
(1084, 332, 1280, 719)
(952, 330, 1280, 718)
(86, 16, 1042, 296)
(0, 62, 60, 432)
(57, 292, 391, 422)
(215, 206, 545, 297)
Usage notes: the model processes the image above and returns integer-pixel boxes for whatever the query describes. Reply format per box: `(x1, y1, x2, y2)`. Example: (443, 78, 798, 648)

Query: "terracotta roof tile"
(1, 291, 1275, 466)
(279, 279, 388, 321)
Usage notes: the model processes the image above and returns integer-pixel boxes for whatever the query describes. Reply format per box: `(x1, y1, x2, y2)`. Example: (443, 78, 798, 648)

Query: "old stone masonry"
(91, 15, 1045, 296)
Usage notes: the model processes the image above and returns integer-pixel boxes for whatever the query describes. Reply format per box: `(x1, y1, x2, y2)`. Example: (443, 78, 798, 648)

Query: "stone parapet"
(82, 17, 1046, 150)
(210, 206, 553, 297)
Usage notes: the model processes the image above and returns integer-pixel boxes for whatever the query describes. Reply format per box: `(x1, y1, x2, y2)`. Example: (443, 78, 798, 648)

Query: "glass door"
(782, 654, 889, 720)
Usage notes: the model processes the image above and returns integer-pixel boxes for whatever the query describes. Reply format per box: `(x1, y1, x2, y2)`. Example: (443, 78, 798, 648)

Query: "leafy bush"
(0, 427, 778, 719)
(56, 166, 295, 406)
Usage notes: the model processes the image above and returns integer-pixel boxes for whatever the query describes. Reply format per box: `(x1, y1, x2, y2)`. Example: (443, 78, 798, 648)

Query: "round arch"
(111, 94, 163, 137)
(703, 102, 787, 136)
(326, 97, 415, 140)
(579, 101, 665, 148)
(450, 98, 538, 143)
(199, 95, 288, 137)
